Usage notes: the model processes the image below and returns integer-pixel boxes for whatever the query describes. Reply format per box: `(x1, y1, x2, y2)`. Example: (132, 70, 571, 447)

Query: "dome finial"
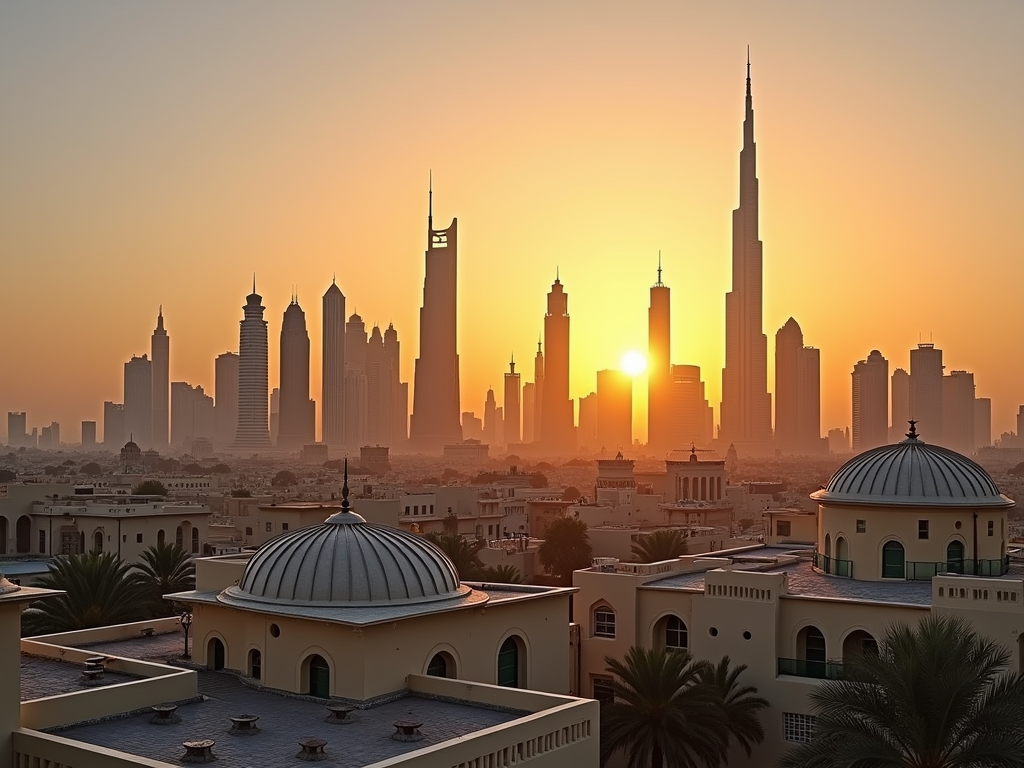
(906, 420, 919, 441)
(342, 457, 350, 510)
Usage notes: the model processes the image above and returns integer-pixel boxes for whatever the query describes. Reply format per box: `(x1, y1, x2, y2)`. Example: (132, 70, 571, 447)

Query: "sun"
(620, 350, 647, 377)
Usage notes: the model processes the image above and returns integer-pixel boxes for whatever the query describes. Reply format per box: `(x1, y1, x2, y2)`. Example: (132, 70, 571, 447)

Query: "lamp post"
(180, 611, 193, 660)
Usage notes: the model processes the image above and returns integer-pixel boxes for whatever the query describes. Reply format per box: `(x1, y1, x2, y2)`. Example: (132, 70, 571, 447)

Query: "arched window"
(175, 526, 183, 549)
(16, 515, 31, 553)
(664, 616, 687, 650)
(497, 636, 524, 688)
(842, 630, 878, 665)
(946, 540, 965, 574)
(427, 652, 456, 679)
(835, 536, 849, 561)
(0, 517, 9, 553)
(93, 531, 103, 553)
(882, 541, 905, 579)
(797, 625, 827, 677)
(157, 529, 165, 546)
(307, 655, 330, 698)
(593, 605, 616, 638)
(248, 649, 262, 680)
(191, 528, 199, 554)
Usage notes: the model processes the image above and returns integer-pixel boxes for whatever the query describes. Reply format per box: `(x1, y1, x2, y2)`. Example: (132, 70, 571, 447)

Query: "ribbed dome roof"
(228, 490, 467, 607)
(811, 425, 1013, 509)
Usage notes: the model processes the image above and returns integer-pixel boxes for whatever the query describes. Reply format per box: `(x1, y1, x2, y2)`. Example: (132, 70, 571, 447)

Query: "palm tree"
(698, 656, 768, 760)
(538, 516, 592, 584)
(21, 551, 150, 636)
(779, 615, 1024, 768)
(479, 564, 524, 584)
(601, 646, 728, 768)
(631, 529, 688, 563)
(135, 541, 196, 616)
(423, 532, 484, 580)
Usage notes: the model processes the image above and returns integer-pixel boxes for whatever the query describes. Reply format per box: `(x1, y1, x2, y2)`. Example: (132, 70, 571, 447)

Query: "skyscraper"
(81, 421, 96, 448)
(532, 340, 544, 445)
(720, 54, 773, 455)
(383, 323, 406, 446)
(483, 388, 499, 446)
(669, 365, 714, 449)
(647, 258, 671, 453)
(596, 369, 632, 453)
(577, 392, 598, 451)
(171, 382, 214, 447)
(151, 308, 169, 450)
(774, 318, 821, 454)
(124, 354, 153, 448)
(410, 181, 461, 452)
(540, 276, 574, 453)
(910, 343, 944, 443)
(103, 402, 125, 448)
(344, 313, 368, 449)
(366, 325, 393, 446)
(6, 413, 26, 448)
(974, 397, 992, 450)
(214, 352, 239, 447)
(504, 357, 521, 446)
(233, 281, 272, 451)
(943, 371, 975, 455)
(322, 280, 346, 446)
(852, 350, 888, 451)
(278, 298, 315, 450)
(890, 368, 910, 441)
(522, 383, 536, 444)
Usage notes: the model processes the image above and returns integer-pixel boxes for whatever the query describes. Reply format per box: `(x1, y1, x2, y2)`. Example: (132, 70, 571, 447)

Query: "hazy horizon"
(2, 2, 1022, 444)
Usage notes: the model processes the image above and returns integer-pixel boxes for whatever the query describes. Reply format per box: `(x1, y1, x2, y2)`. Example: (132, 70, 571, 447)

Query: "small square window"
(245, 527, 253, 536)
(784, 713, 817, 743)
(136, 533, 143, 543)
(594, 608, 616, 638)
(988, 520, 994, 537)
(282, 523, 289, 531)
(856, 520, 866, 533)
(266, 522, 272, 532)
(776, 520, 791, 537)
(918, 520, 929, 539)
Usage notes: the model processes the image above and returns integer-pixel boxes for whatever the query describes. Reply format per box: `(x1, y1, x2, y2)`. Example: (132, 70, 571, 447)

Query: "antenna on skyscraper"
(656, 251, 663, 286)
(428, 170, 433, 230)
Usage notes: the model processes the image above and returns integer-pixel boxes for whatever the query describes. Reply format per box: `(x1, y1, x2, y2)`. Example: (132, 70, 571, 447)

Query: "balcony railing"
(812, 552, 853, 578)
(777, 657, 845, 680)
(905, 556, 1010, 581)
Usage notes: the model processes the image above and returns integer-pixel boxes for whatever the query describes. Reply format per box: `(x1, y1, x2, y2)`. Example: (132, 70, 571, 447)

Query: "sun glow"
(620, 350, 647, 377)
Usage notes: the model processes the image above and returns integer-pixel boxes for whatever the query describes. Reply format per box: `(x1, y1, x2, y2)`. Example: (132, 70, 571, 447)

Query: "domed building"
(810, 423, 1013, 581)
(172, 480, 575, 702)
(571, 426, 1024, 766)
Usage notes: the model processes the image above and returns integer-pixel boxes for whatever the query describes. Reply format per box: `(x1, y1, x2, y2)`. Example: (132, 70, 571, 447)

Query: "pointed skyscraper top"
(155, 306, 165, 331)
(655, 251, 664, 287)
(509, 354, 516, 375)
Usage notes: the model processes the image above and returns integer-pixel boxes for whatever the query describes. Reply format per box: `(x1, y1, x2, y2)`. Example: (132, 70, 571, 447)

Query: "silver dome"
(227, 509, 469, 607)
(811, 427, 1013, 509)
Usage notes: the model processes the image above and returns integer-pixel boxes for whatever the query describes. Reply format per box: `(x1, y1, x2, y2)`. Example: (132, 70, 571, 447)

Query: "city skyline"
(1, 3, 1021, 442)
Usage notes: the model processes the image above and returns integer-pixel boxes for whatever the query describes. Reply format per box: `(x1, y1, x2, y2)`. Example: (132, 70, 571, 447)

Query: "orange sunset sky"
(1, 2, 1022, 445)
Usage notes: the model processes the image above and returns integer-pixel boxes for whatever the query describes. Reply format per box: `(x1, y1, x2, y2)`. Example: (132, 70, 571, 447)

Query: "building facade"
(233, 283, 272, 451)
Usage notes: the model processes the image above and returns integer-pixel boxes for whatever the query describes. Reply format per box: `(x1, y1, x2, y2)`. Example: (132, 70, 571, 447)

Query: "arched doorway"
(157, 529, 165, 546)
(835, 536, 850, 576)
(797, 625, 827, 677)
(497, 637, 523, 688)
(946, 540, 965, 574)
(823, 533, 832, 574)
(0, 517, 8, 554)
(308, 655, 330, 698)
(248, 649, 261, 680)
(208, 638, 225, 671)
(842, 630, 878, 665)
(93, 531, 103, 553)
(16, 516, 31, 553)
(427, 652, 456, 679)
(882, 541, 905, 579)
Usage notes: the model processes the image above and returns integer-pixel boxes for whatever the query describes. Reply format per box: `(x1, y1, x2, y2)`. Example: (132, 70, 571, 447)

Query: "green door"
(497, 638, 518, 687)
(946, 540, 965, 574)
(882, 541, 905, 579)
(309, 655, 330, 698)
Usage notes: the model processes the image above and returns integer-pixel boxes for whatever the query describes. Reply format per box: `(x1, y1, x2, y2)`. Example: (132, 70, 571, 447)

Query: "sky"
(1, 1, 1022, 445)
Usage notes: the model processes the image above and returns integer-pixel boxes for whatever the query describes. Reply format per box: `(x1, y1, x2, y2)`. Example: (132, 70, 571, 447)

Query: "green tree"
(134, 542, 196, 616)
(423, 532, 484, 580)
(631, 529, 688, 563)
(21, 552, 150, 635)
(779, 615, 1024, 768)
(479, 564, 524, 584)
(601, 646, 728, 768)
(271, 470, 297, 487)
(697, 656, 768, 760)
(80, 462, 103, 477)
(133, 479, 167, 495)
(538, 516, 592, 583)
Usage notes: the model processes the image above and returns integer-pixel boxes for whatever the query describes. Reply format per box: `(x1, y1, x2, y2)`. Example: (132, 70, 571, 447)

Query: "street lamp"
(180, 611, 193, 660)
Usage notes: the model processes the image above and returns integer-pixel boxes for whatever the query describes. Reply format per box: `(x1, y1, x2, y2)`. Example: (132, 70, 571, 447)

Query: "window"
(988, 520, 994, 537)
(404, 506, 410, 515)
(856, 519, 866, 533)
(784, 713, 817, 743)
(594, 607, 616, 638)
(665, 616, 688, 650)
(918, 520, 929, 539)
(266, 522, 272, 532)
(136, 533, 143, 543)
(593, 677, 615, 703)
(38, 530, 46, 554)
(245, 527, 253, 536)
(776, 520, 791, 537)
(282, 523, 289, 531)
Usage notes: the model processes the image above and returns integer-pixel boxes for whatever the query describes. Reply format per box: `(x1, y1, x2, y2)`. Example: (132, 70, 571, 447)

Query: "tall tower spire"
(428, 170, 433, 231)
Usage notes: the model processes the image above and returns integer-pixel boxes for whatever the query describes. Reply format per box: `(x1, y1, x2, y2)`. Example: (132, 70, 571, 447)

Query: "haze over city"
(2, 1, 1022, 443)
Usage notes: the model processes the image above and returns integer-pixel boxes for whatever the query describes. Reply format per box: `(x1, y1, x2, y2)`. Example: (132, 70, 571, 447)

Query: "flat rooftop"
(54, 671, 522, 767)
(641, 547, 1024, 607)
(21, 654, 140, 701)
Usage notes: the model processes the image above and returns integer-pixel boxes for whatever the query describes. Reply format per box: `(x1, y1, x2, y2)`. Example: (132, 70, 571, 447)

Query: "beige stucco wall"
(818, 502, 1007, 580)
(191, 591, 573, 701)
